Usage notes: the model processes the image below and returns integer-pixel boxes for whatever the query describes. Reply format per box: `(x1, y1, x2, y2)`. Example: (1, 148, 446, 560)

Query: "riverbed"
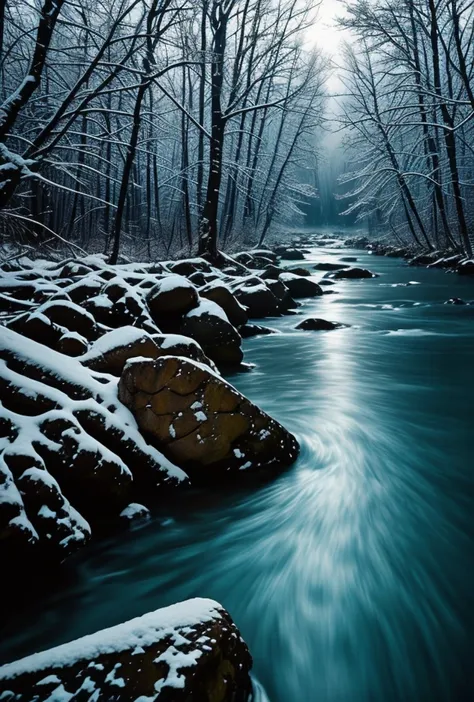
(1, 243, 473, 702)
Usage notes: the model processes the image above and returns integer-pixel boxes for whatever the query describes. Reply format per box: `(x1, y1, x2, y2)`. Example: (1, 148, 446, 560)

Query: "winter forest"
(0, 2, 473, 701)
(1, 0, 473, 261)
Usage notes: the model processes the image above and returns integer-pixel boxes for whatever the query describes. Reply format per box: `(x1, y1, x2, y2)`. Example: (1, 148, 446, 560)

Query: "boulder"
(340, 256, 358, 263)
(274, 246, 305, 260)
(82, 327, 163, 374)
(0, 599, 253, 702)
(289, 267, 312, 276)
(38, 300, 98, 340)
(265, 279, 297, 312)
(296, 318, 348, 331)
(64, 278, 103, 305)
(232, 278, 281, 318)
(57, 331, 89, 357)
(240, 324, 278, 338)
(188, 271, 220, 287)
(10, 463, 91, 559)
(170, 258, 213, 277)
(119, 356, 299, 478)
(279, 272, 323, 298)
(457, 260, 474, 276)
(313, 262, 347, 271)
(7, 311, 64, 349)
(234, 250, 277, 269)
(82, 328, 215, 375)
(428, 254, 463, 269)
(147, 275, 199, 321)
(330, 267, 379, 280)
(152, 334, 216, 369)
(248, 249, 279, 263)
(344, 235, 370, 248)
(0, 293, 33, 314)
(260, 264, 282, 280)
(200, 283, 248, 327)
(0, 326, 188, 564)
(180, 300, 243, 367)
(58, 262, 94, 279)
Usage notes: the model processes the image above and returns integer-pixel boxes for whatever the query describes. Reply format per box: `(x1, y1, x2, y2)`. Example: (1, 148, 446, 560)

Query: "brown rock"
(82, 327, 162, 375)
(0, 599, 253, 702)
(119, 356, 299, 479)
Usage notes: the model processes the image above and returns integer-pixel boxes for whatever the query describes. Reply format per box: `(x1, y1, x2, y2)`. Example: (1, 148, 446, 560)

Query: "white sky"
(308, 0, 348, 56)
(304, 0, 351, 94)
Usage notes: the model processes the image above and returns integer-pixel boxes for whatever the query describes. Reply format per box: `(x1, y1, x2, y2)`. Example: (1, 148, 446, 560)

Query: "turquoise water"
(1, 247, 473, 701)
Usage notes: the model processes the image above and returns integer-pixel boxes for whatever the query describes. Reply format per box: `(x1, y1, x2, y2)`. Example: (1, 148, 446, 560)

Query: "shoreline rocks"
(0, 598, 253, 702)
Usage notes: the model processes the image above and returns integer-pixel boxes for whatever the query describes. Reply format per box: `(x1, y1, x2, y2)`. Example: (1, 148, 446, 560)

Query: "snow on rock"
(0, 598, 252, 701)
(119, 502, 151, 522)
(0, 252, 302, 568)
(0, 326, 188, 564)
(199, 282, 248, 327)
(82, 327, 216, 375)
(180, 300, 243, 367)
(229, 275, 284, 318)
(278, 272, 323, 298)
(186, 297, 229, 323)
(147, 275, 199, 321)
(119, 356, 299, 481)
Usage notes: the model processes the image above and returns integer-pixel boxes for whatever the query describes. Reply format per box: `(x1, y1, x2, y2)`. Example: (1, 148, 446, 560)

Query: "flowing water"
(1, 244, 474, 701)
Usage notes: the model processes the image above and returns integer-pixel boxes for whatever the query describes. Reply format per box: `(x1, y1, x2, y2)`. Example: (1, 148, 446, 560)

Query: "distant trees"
(338, 0, 474, 256)
(0, 0, 326, 261)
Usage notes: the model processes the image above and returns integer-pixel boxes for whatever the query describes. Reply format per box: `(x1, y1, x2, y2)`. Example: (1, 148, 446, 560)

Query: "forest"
(0, 2, 473, 702)
(0, 0, 473, 261)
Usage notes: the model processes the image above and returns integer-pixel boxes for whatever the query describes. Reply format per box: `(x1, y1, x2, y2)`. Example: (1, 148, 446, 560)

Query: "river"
(1, 243, 473, 702)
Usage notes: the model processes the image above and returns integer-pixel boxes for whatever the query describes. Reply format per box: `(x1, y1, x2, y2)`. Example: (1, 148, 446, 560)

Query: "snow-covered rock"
(0, 598, 252, 701)
(180, 299, 243, 367)
(278, 272, 323, 298)
(147, 275, 199, 321)
(119, 356, 299, 480)
(200, 281, 248, 327)
(0, 327, 188, 563)
(119, 502, 151, 522)
(232, 276, 281, 318)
